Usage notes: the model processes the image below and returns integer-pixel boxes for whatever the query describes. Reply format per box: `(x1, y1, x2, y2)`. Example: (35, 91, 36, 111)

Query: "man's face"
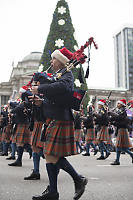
(117, 103, 122, 109)
(98, 104, 103, 109)
(50, 57, 64, 72)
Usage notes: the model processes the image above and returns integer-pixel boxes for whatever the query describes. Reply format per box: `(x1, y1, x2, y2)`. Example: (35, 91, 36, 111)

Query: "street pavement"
(0, 151, 133, 200)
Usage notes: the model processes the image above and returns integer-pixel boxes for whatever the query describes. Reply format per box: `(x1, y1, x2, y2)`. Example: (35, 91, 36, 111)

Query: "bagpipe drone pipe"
(33, 37, 98, 111)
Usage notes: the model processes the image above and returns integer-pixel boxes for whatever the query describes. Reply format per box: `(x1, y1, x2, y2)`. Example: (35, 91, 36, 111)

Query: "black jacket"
(11, 102, 29, 124)
(38, 69, 74, 121)
(109, 107, 129, 129)
(94, 107, 108, 126)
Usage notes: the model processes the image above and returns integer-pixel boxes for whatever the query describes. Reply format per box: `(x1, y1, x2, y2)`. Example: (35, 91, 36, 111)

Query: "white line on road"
(97, 165, 133, 167)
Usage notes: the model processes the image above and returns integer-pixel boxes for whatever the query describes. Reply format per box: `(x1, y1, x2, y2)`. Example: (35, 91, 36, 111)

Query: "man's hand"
(28, 95, 43, 106)
(31, 86, 38, 95)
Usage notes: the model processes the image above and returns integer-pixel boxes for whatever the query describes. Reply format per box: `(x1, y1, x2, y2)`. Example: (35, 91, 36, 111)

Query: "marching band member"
(93, 99, 111, 160)
(74, 111, 84, 154)
(31, 47, 88, 200)
(0, 105, 10, 156)
(8, 87, 32, 167)
(109, 99, 133, 165)
(82, 104, 98, 156)
(24, 80, 46, 180)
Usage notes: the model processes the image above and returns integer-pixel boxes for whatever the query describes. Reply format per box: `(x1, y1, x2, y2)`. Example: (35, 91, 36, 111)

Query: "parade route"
(0, 152, 133, 200)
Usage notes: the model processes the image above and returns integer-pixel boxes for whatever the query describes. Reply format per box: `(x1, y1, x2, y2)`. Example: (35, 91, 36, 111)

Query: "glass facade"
(115, 27, 133, 90)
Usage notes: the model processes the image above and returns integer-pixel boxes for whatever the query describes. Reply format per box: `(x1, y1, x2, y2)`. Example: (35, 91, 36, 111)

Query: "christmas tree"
(40, 0, 89, 109)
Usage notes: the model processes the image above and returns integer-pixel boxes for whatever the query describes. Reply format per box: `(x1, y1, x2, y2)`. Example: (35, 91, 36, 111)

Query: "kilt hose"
(44, 119, 77, 157)
(74, 129, 81, 142)
(1, 124, 12, 142)
(96, 126, 110, 144)
(86, 128, 95, 142)
(15, 124, 31, 146)
(31, 121, 44, 148)
(116, 128, 132, 148)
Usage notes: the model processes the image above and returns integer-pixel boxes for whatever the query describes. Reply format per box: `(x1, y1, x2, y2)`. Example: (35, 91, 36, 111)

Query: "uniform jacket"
(38, 69, 74, 121)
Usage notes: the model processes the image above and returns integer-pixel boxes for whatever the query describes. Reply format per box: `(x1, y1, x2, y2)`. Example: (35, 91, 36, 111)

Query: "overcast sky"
(0, 0, 133, 88)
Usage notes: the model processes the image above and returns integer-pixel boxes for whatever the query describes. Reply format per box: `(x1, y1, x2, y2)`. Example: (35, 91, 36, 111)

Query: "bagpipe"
(32, 37, 98, 111)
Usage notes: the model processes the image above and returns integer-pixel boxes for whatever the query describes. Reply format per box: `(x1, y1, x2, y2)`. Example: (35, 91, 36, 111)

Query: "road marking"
(97, 165, 133, 167)
(89, 177, 100, 180)
(97, 165, 112, 167)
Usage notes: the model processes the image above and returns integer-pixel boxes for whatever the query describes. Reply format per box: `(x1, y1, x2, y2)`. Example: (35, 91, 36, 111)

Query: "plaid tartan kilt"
(1, 124, 12, 142)
(31, 121, 44, 148)
(74, 129, 81, 142)
(43, 119, 77, 157)
(116, 128, 132, 148)
(15, 124, 31, 145)
(0, 129, 2, 142)
(96, 126, 110, 143)
(104, 134, 113, 145)
(86, 128, 95, 142)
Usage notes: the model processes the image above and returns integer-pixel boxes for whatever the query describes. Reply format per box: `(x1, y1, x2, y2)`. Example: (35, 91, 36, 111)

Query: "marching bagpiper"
(81, 104, 98, 156)
(24, 79, 46, 180)
(93, 99, 111, 160)
(108, 99, 133, 165)
(31, 47, 88, 200)
(74, 111, 84, 154)
(8, 87, 32, 167)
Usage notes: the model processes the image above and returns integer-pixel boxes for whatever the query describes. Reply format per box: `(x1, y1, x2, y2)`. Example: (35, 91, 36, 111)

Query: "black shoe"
(32, 186, 59, 200)
(6, 156, 16, 160)
(96, 156, 105, 160)
(73, 176, 88, 200)
(110, 160, 120, 165)
(8, 161, 22, 167)
(82, 152, 90, 156)
(104, 152, 111, 159)
(132, 157, 133, 164)
(94, 149, 98, 156)
(24, 171, 40, 180)
(0, 152, 8, 156)
(80, 149, 84, 154)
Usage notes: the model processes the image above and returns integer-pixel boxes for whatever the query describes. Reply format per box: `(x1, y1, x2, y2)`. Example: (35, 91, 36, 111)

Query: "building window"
(1, 95, 10, 106)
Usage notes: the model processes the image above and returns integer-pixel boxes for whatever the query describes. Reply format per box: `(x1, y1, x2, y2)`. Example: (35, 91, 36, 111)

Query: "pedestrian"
(109, 99, 133, 165)
(31, 47, 88, 200)
(8, 88, 32, 167)
(74, 111, 84, 154)
(82, 105, 98, 156)
(93, 99, 111, 160)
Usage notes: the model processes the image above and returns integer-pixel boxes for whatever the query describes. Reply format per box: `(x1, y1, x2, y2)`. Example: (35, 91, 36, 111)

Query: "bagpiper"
(31, 47, 88, 200)
(93, 99, 111, 160)
(24, 79, 46, 180)
(8, 87, 32, 167)
(81, 104, 98, 156)
(108, 99, 133, 165)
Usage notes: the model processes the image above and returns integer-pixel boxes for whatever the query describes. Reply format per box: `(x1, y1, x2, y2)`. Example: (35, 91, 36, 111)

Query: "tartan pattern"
(0, 129, 2, 142)
(74, 129, 81, 142)
(44, 119, 77, 157)
(86, 128, 95, 142)
(4, 124, 12, 142)
(105, 134, 113, 145)
(96, 126, 110, 142)
(116, 128, 132, 148)
(31, 121, 44, 148)
(15, 124, 31, 145)
(1, 125, 12, 142)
